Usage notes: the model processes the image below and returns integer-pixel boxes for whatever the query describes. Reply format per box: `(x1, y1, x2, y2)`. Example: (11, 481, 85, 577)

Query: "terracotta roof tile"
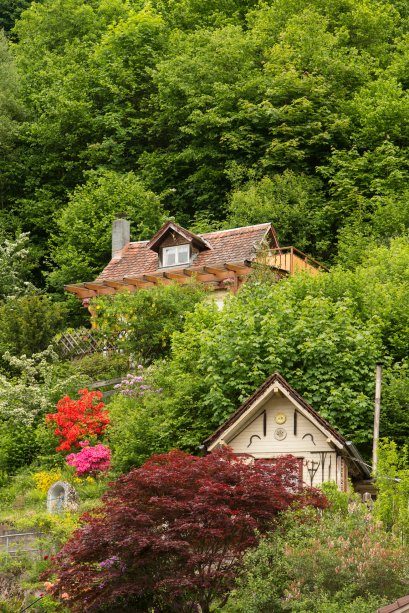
(97, 223, 276, 282)
(378, 595, 409, 612)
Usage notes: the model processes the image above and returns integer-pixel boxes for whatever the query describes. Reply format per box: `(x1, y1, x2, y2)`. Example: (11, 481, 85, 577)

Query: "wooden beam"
(83, 282, 116, 295)
(163, 271, 191, 284)
(103, 280, 136, 292)
(184, 268, 217, 282)
(143, 274, 173, 285)
(64, 284, 96, 299)
(204, 266, 234, 281)
(224, 263, 252, 274)
(124, 277, 155, 288)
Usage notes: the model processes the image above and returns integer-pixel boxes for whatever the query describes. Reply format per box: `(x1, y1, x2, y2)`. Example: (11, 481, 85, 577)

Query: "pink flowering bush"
(66, 442, 111, 477)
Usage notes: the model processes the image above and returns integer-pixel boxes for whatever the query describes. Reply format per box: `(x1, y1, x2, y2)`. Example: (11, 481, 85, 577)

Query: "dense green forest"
(3, 0, 409, 292)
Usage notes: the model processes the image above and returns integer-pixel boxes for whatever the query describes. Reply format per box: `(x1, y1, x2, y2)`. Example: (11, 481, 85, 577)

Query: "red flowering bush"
(66, 442, 111, 477)
(46, 389, 109, 452)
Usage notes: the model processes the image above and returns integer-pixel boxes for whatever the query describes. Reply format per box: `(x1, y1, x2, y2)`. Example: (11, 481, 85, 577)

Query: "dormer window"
(162, 244, 190, 267)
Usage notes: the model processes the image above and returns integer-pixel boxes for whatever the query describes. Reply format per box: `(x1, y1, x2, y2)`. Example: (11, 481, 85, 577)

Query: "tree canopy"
(3, 0, 409, 280)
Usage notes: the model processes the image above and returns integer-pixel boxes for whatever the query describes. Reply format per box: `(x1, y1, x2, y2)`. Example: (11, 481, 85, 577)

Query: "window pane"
(164, 250, 176, 266)
(177, 246, 189, 263)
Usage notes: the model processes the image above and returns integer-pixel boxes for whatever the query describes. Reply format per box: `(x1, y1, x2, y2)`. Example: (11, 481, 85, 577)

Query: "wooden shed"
(204, 372, 370, 491)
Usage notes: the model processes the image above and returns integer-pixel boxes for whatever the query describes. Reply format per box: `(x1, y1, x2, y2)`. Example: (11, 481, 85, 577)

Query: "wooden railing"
(265, 247, 328, 276)
(88, 377, 123, 398)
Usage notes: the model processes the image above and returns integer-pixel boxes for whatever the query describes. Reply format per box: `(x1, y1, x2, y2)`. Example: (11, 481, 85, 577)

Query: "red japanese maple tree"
(46, 389, 109, 452)
(46, 448, 327, 612)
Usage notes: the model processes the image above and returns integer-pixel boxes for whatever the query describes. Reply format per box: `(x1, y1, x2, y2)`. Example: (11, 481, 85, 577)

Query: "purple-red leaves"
(45, 448, 327, 612)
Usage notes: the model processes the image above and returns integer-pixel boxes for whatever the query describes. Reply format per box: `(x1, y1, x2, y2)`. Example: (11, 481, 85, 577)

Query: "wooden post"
(372, 362, 383, 475)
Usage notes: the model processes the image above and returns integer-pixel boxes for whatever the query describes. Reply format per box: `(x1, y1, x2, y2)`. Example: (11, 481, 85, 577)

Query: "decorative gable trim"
(146, 221, 212, 253)
(205, 373, 344, 452)
(204, 372, 370, 479)
(205, 372, 346, 450)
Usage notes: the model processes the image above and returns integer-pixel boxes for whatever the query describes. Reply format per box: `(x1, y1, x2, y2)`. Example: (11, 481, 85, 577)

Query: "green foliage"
(0, 423, 38, 473)
(3, 0, 409, 277)
(151, 0, 258, 30)
(319, 480, 349, 514)
(0, 232, 34, 300)
(223, 506, 406, 612)
(0, 349, 69, 426)
(227, 172, 330, 258)
(0, 294, 65, 359)
(0, 31, 25, 214)
(158, 279, 381, 446)
(108, 367, 189, 471)
(94, 282, 206, 362)
(0, 0, 31, 33)
(380, 362, 409, 444)
(106, 236, 409, 464)
(374, 439, 409, 542)
(48, 170, 165, 288)
(59, 351, 129, 382)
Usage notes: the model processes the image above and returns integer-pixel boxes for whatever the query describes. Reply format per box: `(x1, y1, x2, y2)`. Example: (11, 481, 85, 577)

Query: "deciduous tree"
(46, 448, 327, 612)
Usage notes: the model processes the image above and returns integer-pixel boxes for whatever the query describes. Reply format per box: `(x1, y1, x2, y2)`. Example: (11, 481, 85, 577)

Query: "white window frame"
(161, 244, 191, 267)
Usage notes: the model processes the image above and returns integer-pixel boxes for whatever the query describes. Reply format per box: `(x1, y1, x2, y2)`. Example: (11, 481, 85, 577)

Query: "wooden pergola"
(65, 246, 328, 301)
(65, 262, 258, 300)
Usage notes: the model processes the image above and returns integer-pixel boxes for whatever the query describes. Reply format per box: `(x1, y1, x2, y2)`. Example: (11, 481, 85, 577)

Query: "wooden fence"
(0, 531, 45, 557)
(55, 329, 119, 359)
(88, 377, 123, 398)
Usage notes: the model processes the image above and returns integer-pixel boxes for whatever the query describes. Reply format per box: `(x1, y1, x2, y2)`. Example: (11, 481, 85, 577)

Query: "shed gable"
(204, 373, 370, 490)
(228, 395, 334, 457)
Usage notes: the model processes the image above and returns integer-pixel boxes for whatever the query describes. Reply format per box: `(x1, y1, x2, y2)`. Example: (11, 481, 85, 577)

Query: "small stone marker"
(362, 491, 374, 511)
(47, 481, 79, 513)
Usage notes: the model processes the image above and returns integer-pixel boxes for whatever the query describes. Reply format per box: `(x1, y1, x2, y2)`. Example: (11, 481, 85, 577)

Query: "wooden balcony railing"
(264, 247, 328, 276)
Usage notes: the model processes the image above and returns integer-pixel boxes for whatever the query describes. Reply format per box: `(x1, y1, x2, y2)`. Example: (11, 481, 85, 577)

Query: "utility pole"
(372, 361, 383, 475)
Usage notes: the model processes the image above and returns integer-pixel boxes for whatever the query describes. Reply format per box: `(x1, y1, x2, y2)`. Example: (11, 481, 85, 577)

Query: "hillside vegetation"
(3, 0, 409, 611)
(2, 0, 409, 289)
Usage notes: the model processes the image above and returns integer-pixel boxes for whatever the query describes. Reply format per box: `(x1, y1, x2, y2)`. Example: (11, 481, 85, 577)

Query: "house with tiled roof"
(65, 219, 326, 303)
(204, 372, 371, 492)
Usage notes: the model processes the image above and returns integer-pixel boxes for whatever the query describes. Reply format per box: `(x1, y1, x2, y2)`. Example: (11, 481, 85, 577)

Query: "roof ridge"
(201, 222, 271, 238)
(203, 371, 346, 447)
(126, 223, 272, 245)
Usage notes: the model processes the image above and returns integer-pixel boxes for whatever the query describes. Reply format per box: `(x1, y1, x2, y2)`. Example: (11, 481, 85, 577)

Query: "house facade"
(65, 219, 326, 303)
(204, 372, 370, 491)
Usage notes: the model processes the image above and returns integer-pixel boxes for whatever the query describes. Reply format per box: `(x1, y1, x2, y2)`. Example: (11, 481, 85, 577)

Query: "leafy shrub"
(66, 443, 111, 477)
(0, 232, 34, 300)
(374, 439, 409, 542)
(113, 365, 162, 397)
(93, 282, 206, 362)
(33, 469, 62, 493)
(0, 348, 96, 427)
(45, 448, 327, 612)
(224, 505, 408, 612)
(0, 294, 66, 361)
(60, 351, 129, 382)
(0, 424, 38, 473)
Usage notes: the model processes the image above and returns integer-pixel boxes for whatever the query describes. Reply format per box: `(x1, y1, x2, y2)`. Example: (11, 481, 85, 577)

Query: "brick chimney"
(112, 214, 130, 258)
